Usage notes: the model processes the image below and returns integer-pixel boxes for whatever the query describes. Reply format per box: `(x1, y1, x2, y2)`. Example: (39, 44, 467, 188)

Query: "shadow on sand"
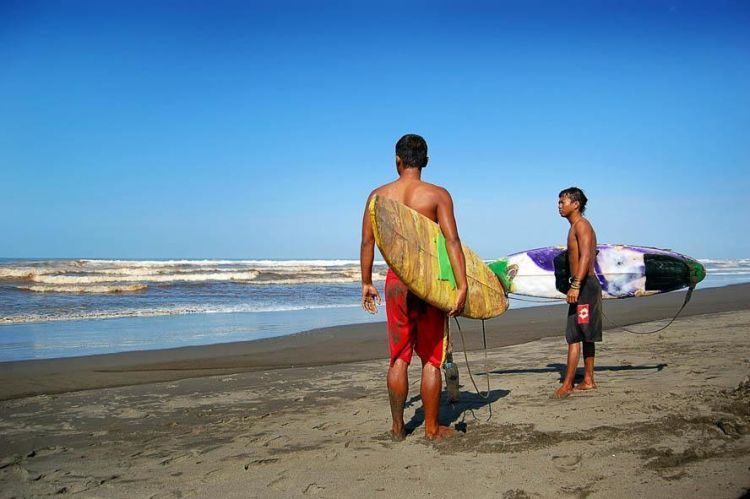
(485, 362, 668, 383)
(402, 363, 666, 434)
(404, 387, 510, 435)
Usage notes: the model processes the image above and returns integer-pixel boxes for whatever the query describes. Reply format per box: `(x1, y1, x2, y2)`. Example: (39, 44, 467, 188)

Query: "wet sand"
(1, 284, 749, 497)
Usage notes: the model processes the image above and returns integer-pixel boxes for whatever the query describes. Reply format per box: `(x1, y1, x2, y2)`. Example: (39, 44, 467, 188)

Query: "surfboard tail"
(689, 261, 707, 287)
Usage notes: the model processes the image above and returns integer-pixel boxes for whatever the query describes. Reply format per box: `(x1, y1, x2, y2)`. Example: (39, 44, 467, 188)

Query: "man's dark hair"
(559, 187, 588, 214)
(395, 134, 428, 169)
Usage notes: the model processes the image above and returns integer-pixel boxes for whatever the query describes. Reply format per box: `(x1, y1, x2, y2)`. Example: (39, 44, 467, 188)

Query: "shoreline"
(1, 283, 749, 401)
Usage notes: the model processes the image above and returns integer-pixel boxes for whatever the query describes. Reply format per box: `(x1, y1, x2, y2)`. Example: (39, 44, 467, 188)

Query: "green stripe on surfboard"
(436, 233, 457, 289)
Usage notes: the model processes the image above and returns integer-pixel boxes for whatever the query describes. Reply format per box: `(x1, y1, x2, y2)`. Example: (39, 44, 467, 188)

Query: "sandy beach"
(1, 284, 749, 497)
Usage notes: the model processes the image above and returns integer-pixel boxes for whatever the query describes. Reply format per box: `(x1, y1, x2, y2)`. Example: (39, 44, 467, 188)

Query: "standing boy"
(555, 187, 602, 399)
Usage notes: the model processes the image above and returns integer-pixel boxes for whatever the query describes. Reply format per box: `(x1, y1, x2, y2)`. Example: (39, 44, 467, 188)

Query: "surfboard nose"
(690, 261, 707, 285)
(487, 259, 513, 294)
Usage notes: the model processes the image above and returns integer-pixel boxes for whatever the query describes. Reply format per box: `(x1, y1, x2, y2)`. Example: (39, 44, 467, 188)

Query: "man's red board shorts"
(385, 269, 447, 369)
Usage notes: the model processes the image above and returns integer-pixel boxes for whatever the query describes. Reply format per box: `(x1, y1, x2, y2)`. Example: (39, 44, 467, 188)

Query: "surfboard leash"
(450, 317, 493, 422)
(508, 296, 561, 304)
(602, 285, 696, 335)
(510, 288, 696, 335)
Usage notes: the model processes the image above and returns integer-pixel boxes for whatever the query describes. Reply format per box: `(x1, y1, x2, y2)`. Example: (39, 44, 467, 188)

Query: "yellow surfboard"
(370, 195, 508, 320)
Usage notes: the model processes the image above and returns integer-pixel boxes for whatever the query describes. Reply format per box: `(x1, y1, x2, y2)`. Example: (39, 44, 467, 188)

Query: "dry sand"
(1, 285, 749, 497)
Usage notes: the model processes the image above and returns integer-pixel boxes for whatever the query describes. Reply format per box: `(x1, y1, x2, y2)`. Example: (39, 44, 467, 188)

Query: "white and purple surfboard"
(488, 244, 706, 299)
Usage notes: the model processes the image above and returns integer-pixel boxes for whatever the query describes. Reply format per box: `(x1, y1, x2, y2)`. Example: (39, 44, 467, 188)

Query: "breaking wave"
(19, 284, 149, 294)
(1, 303, 362, 325)
(0, 259, 385, 294)
(700, 258, 750, 273)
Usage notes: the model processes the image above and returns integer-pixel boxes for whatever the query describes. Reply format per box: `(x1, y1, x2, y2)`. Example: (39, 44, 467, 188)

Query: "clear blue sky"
(1, 0, 748, 259)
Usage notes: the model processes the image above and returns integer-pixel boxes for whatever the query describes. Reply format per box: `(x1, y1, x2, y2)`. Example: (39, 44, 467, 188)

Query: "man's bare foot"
(553, 385, 574, 399)
(425, 425, 455, 441)
(389, 429, 406, 442)
(574, 381, 597, 391)
(390, 424, 406, 441)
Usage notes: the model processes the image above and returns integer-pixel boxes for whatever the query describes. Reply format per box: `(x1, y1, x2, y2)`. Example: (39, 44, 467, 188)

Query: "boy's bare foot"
(553, 385, 574, 399)
(425, 425, 455, 441)
(574, 381, 597, 391)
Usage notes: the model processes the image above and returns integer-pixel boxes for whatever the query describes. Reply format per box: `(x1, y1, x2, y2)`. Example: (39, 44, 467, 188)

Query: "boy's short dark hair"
(395, 134, 428, 169)
(559, 187, 588, 214)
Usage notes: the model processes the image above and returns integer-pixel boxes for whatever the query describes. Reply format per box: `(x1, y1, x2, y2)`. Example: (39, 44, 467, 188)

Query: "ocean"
(1, 258, 748, 362)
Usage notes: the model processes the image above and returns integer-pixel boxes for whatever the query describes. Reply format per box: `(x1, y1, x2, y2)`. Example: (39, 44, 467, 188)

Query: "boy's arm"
(574, 221, 595, 282)
(567, 221, 595, 304)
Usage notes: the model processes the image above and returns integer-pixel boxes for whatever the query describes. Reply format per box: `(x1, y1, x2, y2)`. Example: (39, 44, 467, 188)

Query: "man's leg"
(554, 341, 581, 398)
(421, 362, 453, 440)
(575, 342, 597, 390)
(387, 359, 409, 440)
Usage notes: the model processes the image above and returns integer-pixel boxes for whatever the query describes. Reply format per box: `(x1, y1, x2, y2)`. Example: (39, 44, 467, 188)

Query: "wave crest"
(20, 283, 149, 294)
(1, 303, 361, 324)
(0, 259, 386, 292)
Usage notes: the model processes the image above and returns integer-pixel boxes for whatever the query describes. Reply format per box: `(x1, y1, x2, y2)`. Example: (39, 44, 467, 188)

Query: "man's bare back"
(370, 177, 451, 224)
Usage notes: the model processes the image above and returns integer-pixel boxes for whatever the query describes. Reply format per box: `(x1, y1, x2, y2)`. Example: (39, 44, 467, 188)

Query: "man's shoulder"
(418, 181, 450, 198)
(368, 181, 396, 197)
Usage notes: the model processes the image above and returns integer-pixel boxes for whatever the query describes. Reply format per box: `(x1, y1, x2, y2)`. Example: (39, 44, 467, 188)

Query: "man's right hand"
(361, 284, 381, 314)
(448, 287, 467, 317)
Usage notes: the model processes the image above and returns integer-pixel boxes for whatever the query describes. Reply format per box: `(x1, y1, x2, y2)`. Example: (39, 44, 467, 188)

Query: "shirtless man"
(554, 187, 602, 399)
(360, 134, 468, 440)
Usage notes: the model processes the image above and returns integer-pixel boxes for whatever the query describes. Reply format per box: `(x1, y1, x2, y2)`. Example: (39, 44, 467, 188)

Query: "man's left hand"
(362, 284, 381, 314)
(566, 287, 579, 304)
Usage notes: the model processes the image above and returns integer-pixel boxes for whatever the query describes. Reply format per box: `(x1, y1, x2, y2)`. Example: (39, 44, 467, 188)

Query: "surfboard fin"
(444, 353, 460, 403)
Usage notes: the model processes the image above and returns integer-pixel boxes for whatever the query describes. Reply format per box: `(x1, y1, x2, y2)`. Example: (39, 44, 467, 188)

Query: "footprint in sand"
(34, 468, 71, 482)
(118, 408, 147, 419)
(267, 473, 288, 490)
(0, 455, 21, 470)
(6, 465, 30, 482)
(502, 490, 532, 499)
(219, 453, 253, 464)
(244, 458, 280, 469)
(160, 451, 199, 466)
(200, 468, 224, 483)
(559, 484, 596, 497)
(28, 446, 68, 458)
(551, 454, 582, 471)
(262, 434, 289, 448)
(303, 483, 325, 495)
